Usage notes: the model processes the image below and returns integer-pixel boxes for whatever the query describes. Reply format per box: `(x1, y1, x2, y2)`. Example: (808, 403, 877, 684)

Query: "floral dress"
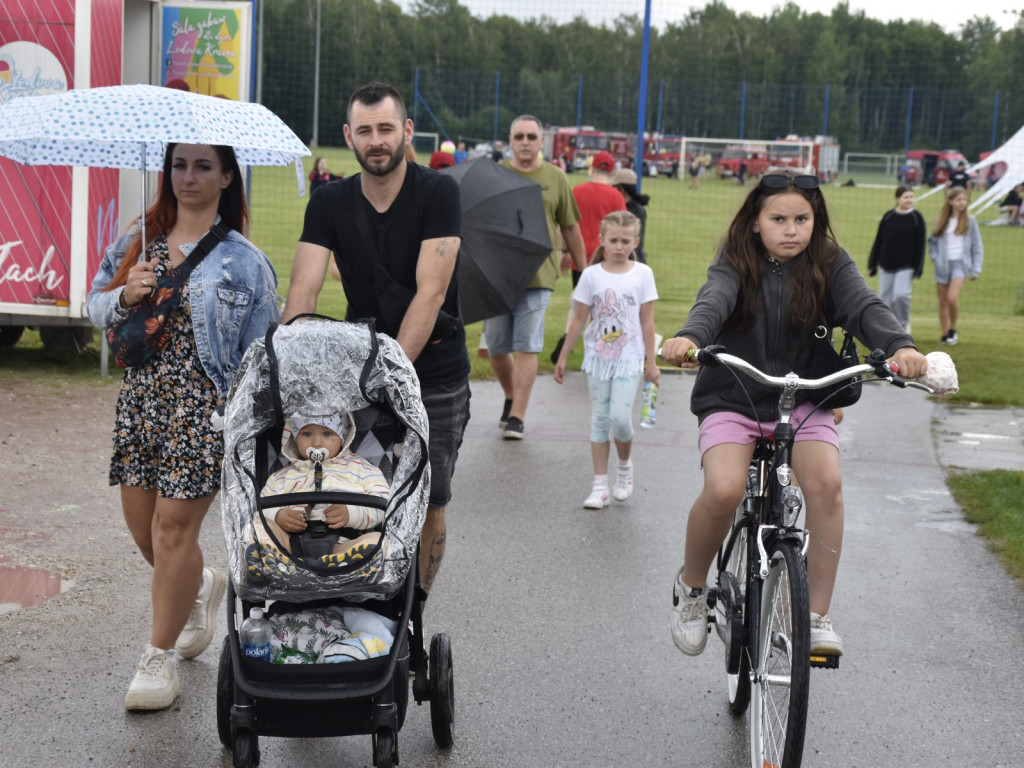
(109, 234, 223, 498)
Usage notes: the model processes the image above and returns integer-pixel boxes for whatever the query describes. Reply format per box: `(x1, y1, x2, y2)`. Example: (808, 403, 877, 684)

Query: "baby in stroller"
(258, 408, 390, 566)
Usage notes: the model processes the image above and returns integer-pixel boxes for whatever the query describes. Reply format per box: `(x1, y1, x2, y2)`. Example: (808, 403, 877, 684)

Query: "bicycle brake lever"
(698, 345, 727, 367)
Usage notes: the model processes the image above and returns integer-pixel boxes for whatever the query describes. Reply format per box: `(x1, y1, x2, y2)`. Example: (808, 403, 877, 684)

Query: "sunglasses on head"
(513, 132, 539, 141)
(760, 174, 819, 190)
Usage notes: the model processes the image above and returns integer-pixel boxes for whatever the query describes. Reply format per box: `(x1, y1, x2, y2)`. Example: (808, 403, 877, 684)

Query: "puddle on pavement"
(0, 564, 74, 614)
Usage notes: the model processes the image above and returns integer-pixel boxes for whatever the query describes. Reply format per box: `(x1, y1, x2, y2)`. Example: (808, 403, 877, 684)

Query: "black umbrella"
(442, 157, 553, 324)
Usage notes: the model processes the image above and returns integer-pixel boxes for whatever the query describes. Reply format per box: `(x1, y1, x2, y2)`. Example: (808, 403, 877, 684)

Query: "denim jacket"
(927, 216, 984, 279)
(87, 221, 279, 397)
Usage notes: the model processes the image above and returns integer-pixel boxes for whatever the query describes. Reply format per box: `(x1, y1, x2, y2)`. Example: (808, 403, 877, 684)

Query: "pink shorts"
(697, 401, 839, 458)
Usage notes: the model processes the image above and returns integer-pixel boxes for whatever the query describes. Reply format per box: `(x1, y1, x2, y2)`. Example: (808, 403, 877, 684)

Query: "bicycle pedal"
(809, 653, 840, 669)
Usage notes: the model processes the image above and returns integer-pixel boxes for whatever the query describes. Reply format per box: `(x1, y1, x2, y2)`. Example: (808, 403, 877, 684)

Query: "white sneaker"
(670, 569, 708, 656)
(810, 612, 844, 656)
(583, 486, 609, 509)
(612, 462, 633, 501)
(125, 645, 180, 711)
(175, 566, 226, 659)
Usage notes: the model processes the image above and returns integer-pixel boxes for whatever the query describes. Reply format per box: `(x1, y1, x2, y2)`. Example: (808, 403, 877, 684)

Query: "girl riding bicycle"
(660, 167, 927, 658)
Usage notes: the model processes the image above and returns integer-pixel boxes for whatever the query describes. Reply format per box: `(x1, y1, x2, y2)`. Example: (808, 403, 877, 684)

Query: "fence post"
(990, 90, 1000, 151)
(414, 67, 420, 129)
(903, 86, 914, 157)
(635, 0, 652, 188)
(311, 0, 321, 146)
(739, 81, 746, 140)
(493, 71, 500, 142)
(822, 84, 830, 137)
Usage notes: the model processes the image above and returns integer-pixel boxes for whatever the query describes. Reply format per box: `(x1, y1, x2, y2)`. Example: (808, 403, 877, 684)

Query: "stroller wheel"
(429, 633, 455, 748)
(216, 637, 233, 749)
(372, 727, 397, 768)
(232, 728, 259, 768)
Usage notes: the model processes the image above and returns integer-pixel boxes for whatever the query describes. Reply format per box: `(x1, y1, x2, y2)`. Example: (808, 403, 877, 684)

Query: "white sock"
(593, 474, 608, 490)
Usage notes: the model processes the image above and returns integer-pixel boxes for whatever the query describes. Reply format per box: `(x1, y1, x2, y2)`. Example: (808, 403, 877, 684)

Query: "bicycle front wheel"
(749, 539, 810, 768)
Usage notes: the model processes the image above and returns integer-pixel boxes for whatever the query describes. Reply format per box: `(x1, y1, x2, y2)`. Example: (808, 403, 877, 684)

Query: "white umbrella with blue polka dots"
(0, 83, 310, 171)
(0, 83, 311, 252)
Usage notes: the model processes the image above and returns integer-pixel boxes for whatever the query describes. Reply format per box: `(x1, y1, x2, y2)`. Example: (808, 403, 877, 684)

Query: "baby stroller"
(217, 318, 454, 768)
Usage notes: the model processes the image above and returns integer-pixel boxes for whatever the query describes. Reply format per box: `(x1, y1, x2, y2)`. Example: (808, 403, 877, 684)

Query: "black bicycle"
(689, 345, 932, 768)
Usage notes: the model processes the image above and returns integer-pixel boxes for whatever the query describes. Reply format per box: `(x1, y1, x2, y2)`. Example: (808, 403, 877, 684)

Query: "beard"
(353, 139, 405, 177)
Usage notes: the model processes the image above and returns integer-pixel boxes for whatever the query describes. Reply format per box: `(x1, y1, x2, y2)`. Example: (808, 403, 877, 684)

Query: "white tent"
(967, 123, 1024, 216)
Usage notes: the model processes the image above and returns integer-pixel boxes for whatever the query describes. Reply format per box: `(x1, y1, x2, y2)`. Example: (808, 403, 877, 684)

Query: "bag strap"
(183, 222, 229, 269)
(353, 190, 382, 267)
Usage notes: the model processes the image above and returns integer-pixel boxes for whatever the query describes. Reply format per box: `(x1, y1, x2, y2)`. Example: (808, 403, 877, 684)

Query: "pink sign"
(0, 0, 121, 312)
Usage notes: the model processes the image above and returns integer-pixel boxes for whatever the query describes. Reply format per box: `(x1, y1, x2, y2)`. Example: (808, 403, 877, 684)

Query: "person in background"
(485, 114, 585, 440)
(554, 211, 659, 509)
(947, 161, 972, 193)
(997, 181, 1023, 226)
(660, 168, 926, 660)
(87, 143, 279, 710)
(867, 184, 926, 332)
(309, 156, 343, 194)
(610, 168, 650, 264)
(454, 141, 468, 164)
(430, 150, 456, 171)
(929, 186, 983, 345)
(282, 82, 470, 597)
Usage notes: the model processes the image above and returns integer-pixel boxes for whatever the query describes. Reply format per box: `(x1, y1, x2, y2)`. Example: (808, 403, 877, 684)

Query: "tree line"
(260, 0, 1024, 158)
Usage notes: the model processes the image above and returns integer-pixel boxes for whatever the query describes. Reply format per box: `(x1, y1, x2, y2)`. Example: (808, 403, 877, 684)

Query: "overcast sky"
(407, 0, 1021, 35)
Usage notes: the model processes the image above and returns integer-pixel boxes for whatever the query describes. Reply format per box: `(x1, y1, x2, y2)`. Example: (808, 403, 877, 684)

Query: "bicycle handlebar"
(658, 345, 935, 394)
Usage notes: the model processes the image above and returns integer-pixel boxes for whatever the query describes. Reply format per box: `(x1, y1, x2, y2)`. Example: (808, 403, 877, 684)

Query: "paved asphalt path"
(1, 368, 1022, 767)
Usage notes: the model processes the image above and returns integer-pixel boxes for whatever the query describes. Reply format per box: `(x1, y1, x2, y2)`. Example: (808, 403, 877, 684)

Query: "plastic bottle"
(240, 607, 271, 662)
(640, 381, 658, 428)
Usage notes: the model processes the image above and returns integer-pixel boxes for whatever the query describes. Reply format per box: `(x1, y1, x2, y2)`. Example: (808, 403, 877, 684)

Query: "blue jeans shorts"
(419, 377, 472, 508)
(933, 258, 968, 285)
(483, 288, 552, 355)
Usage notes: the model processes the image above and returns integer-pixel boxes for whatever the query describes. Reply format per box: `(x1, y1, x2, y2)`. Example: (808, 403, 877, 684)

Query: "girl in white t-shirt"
(554, 211, 660, 509)
(928, 186, 983, 345)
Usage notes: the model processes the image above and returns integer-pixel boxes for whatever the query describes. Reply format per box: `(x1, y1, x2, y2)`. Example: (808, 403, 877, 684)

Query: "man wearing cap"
(484, 114, 586, 440)
(568, 150, 626, 286)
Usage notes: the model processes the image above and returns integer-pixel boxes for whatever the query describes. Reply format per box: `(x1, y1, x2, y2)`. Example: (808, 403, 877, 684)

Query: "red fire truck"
(543, 126, 609, 172)
(716, 146, 771, 179)
(641, 135, 682, 177)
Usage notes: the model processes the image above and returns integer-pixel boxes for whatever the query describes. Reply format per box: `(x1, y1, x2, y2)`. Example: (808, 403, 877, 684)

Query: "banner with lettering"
(0, 3, 74, 309)
(0, 0, 121, 314)
(159, 2, 251, 101)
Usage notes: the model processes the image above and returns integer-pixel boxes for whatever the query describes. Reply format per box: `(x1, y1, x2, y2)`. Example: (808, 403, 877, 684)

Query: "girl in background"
(554, 211, 659, 509)
(929, 186, 983, 345)
(309, 156, 342, 194)
(660, 168, 926, 658)
(867, 185, 926, 332)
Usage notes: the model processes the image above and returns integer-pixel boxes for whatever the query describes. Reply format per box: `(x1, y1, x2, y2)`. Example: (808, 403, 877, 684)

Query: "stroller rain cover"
(221, 319, 430, 603)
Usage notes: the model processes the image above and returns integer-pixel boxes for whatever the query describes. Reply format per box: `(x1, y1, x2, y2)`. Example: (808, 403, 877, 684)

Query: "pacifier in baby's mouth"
(306, 447, 329, 462)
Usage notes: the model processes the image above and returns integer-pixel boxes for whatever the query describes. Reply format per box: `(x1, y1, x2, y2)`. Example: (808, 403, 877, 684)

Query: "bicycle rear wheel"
(749, 539, 810, 768)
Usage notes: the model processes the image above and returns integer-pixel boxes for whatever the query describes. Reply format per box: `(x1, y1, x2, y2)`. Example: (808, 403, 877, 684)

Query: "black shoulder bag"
(806, 327, 862, 409)
(106, 224, 228, 368)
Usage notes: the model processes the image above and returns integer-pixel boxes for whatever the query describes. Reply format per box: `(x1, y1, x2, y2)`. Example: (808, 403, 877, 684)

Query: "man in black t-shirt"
(283, 82, 470, 595)
(947, 161, 972, 192)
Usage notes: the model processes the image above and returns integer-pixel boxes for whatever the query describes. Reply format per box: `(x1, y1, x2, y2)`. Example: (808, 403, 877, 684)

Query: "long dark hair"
(104, 143, 246, 291)
(722, 167, 838, 331)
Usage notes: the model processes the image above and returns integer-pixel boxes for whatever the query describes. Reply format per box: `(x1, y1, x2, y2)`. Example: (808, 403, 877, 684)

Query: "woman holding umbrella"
(87, 143, 279, 711)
